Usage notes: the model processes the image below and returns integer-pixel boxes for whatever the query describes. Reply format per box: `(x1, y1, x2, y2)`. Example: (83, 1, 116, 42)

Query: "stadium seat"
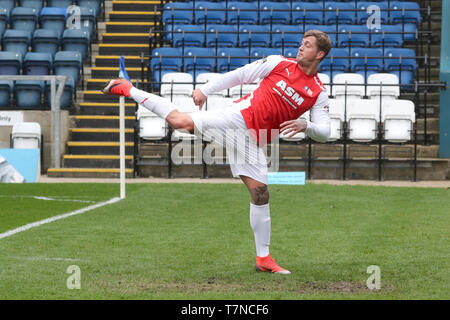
(324, 1, 356, 25)
(259, 1, 291, 25)
(195, 1, 226, 24)
(272, 24, 303, 48)
(11, 122, 41, 149)
(0, 7, 9, 37)
(389, 1, 421, 24)
(77, 7, 97, 39)
(229, 80, 259, 99)
(217, 47, 250, 72)
(280, 111, 309, 141)
(196, 73, 231, 111)
(227, 1, 258, 25)
(20, 0, 44, 11)
(239, 25, 270, 47)
(14, 80, 44, 109)
(283, 47, 298, 59)
(47, 0, 73, 7)
(76, 0, 101, 15)
(367, 73, 400, 99)
(62, 28, 90, 61)
(23, 52, 52, 75)
(168, 24, 204, 47)
(350, 48, 383, 75)
(327, 98, 345, 141)
(32, 29, 60, 57)
(53, 50, 82, 85)
(250, 47, 281, 62)
(150, 47, 183, 87)
(317, 72, 331, 95)
(338, 25, 370, 48)
(183, 47, 216, 77)
(0, 51, 22, 75)
(346, 98, 378, 142)
(357, 1, 388, 25)
(11, 7, 38, 32)
(291, 2, 323, 25)
(205, 24, 237, 48)
(45, 77, 74, 109)
(39, 7, 67, 36)
(0, 80, 13, 107)
(332, 73, 365, 98)
(371, 25, 403, 48)
(162, 2, 193, 24)
(319, 47, 350, 74)
(384, 48, 417, 85)
(138, 106, 168, 140)
(0, 0, 15, 11)
(396, 23, 418, 41)
(160, 72, 193, 97)
(382, 99, 415, 143)
(2, 29, 31, 57)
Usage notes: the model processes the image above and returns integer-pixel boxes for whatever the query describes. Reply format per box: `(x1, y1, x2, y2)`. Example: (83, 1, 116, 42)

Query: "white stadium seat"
(382, 99, 416, 143)
(346, 99, 378, 142)
(367, 73, 400, 98)
(327, 98, 345, 141)
(160, 72, 193, 97)
(11, 122, 41, 149)
(332, 73, 365, 99)
(137, 106, 167, 140)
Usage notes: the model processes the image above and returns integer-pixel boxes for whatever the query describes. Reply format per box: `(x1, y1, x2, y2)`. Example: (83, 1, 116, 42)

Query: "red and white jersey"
(199, 55, 330, 145)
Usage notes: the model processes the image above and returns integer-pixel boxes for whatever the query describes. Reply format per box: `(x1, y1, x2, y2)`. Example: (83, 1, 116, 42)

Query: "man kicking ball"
(103, 30, 332, 274)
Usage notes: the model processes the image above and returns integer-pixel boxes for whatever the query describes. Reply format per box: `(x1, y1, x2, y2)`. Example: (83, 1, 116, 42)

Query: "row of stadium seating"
(0, 0, 102, 12)
(162, 1, 422, 25)
(149, 46, 417, 85)
(164, 23, 418, 48)
(139, 71, 415, 144)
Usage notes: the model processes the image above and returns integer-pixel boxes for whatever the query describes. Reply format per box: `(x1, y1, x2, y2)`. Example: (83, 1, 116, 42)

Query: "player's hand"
(192, 89, 207, 109)
(280, 119, 308, 137)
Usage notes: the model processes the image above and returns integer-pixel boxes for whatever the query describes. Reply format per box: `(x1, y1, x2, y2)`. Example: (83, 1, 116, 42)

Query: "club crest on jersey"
(304, 85, 313, 96)
(274, 80, 305, 108)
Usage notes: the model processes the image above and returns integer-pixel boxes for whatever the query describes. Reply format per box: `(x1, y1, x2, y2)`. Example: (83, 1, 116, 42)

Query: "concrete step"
(74, 114, 136, 128)
(105, 21, 158, 33)
(98, 43, 150, 56)
(101, 32, 152, 44)
(112, 0, 162, 11)
(95, 55, 149, 68)
(47, 167, 134, 178)
(78, 102, 137, 115)
(70, 127, 135, 141)
(109, 10, 161, 22)
(91, 66, 148, 79)
(67, 141, 135, 155)
(63, 154, 134, 168)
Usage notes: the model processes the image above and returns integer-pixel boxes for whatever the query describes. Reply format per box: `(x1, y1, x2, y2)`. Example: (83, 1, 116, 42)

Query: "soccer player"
(103, 30, 332, 274)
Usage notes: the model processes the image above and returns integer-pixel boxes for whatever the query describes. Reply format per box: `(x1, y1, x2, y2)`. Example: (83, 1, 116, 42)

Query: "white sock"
(249, 203, 271, 258)
(130, 87, 176, 120)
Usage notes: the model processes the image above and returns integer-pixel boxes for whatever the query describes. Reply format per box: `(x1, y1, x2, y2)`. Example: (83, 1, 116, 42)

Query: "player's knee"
(251, 185, 269, 205)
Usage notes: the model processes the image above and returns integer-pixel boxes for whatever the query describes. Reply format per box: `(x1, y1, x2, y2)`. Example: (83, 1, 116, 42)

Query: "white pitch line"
(0, 197, 121, 240)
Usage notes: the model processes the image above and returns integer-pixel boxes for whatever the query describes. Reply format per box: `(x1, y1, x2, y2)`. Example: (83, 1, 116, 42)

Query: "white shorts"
(189, 103, 268, 185)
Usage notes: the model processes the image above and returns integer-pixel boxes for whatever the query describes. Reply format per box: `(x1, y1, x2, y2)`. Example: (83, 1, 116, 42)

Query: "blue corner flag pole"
(118, 56, 128, 199)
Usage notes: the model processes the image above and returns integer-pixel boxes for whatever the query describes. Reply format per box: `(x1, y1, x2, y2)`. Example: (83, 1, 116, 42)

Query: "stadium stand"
(41, 0, 447, 181)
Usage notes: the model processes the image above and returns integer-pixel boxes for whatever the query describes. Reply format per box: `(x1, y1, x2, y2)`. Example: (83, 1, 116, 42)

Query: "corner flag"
(118, 56, 128, 199)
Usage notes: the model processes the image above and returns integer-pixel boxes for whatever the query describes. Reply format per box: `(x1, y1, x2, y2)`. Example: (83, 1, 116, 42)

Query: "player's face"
(296, 36, 323, 66)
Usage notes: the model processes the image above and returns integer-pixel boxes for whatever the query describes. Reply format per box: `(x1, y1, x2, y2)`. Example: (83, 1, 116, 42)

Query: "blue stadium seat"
(47, 0, 73, 7)
(272, 24, 303, 48)
(23, 52, 52, 75)
(53, 50, 82, 85)
(283, 47, 298, 59)
(291, 2, 323, 25)
(11, 7, 38, 32)
(20, 0, 44, 11)
(357, 1, 388, 25)
(45, 77, 74, 109)
(319, 47, 349, 74)
(195, 1, 226, 24)
(0, 80, 13, 107)
(32, 29, 61, 57)
(76, 0, 101, 15)
(350, 48, 383, 73)
(389, 1, 421, 24)
(183, 47, 216, 78)
(205, 24, 237, 48)
(371, 25, 403, 48)
(325, 1, 356, 25)
(0, 0, 15, 11)
(239, 25, 270, 47)
(150, 47, 182, 72)
(62, 29, 90, 61)
(0, 8, 9, 37)
(39, 7, 68, 36)
(384, 48, 417, 84)
(305, 25, 336, 47)
(14, 80, 44, 109)
(259, 1, 291, 25)
(217, 48, 250, 72)
(162, 2, 193, 24)
(227, 1, 258, 25)
(168, 24, 204, 47)
(79, 7, 97, 37)
(0, 51, 22, 75)
(395, 23, 418, 41)
(338, 25, 370, 48)
(250, 47, 282, 62)
(2, 29, 31, 57)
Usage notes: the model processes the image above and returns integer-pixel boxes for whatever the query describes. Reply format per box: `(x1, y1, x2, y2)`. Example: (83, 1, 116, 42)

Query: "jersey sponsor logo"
(274, 80, 305, 108)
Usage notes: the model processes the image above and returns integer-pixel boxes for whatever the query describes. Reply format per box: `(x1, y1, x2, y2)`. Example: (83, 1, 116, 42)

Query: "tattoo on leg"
(251, 186, 269, 205)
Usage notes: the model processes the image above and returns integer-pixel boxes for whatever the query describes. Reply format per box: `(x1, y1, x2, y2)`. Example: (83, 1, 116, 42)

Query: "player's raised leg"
(240, 175, 291, 275)
(102, 78, 195, 133)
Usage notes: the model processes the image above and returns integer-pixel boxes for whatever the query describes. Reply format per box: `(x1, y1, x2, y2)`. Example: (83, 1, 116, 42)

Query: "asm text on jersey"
(272, 80, 305, 110)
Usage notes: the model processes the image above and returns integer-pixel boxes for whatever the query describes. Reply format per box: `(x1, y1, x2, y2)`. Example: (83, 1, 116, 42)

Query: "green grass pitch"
(0, 182, 448, 299)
